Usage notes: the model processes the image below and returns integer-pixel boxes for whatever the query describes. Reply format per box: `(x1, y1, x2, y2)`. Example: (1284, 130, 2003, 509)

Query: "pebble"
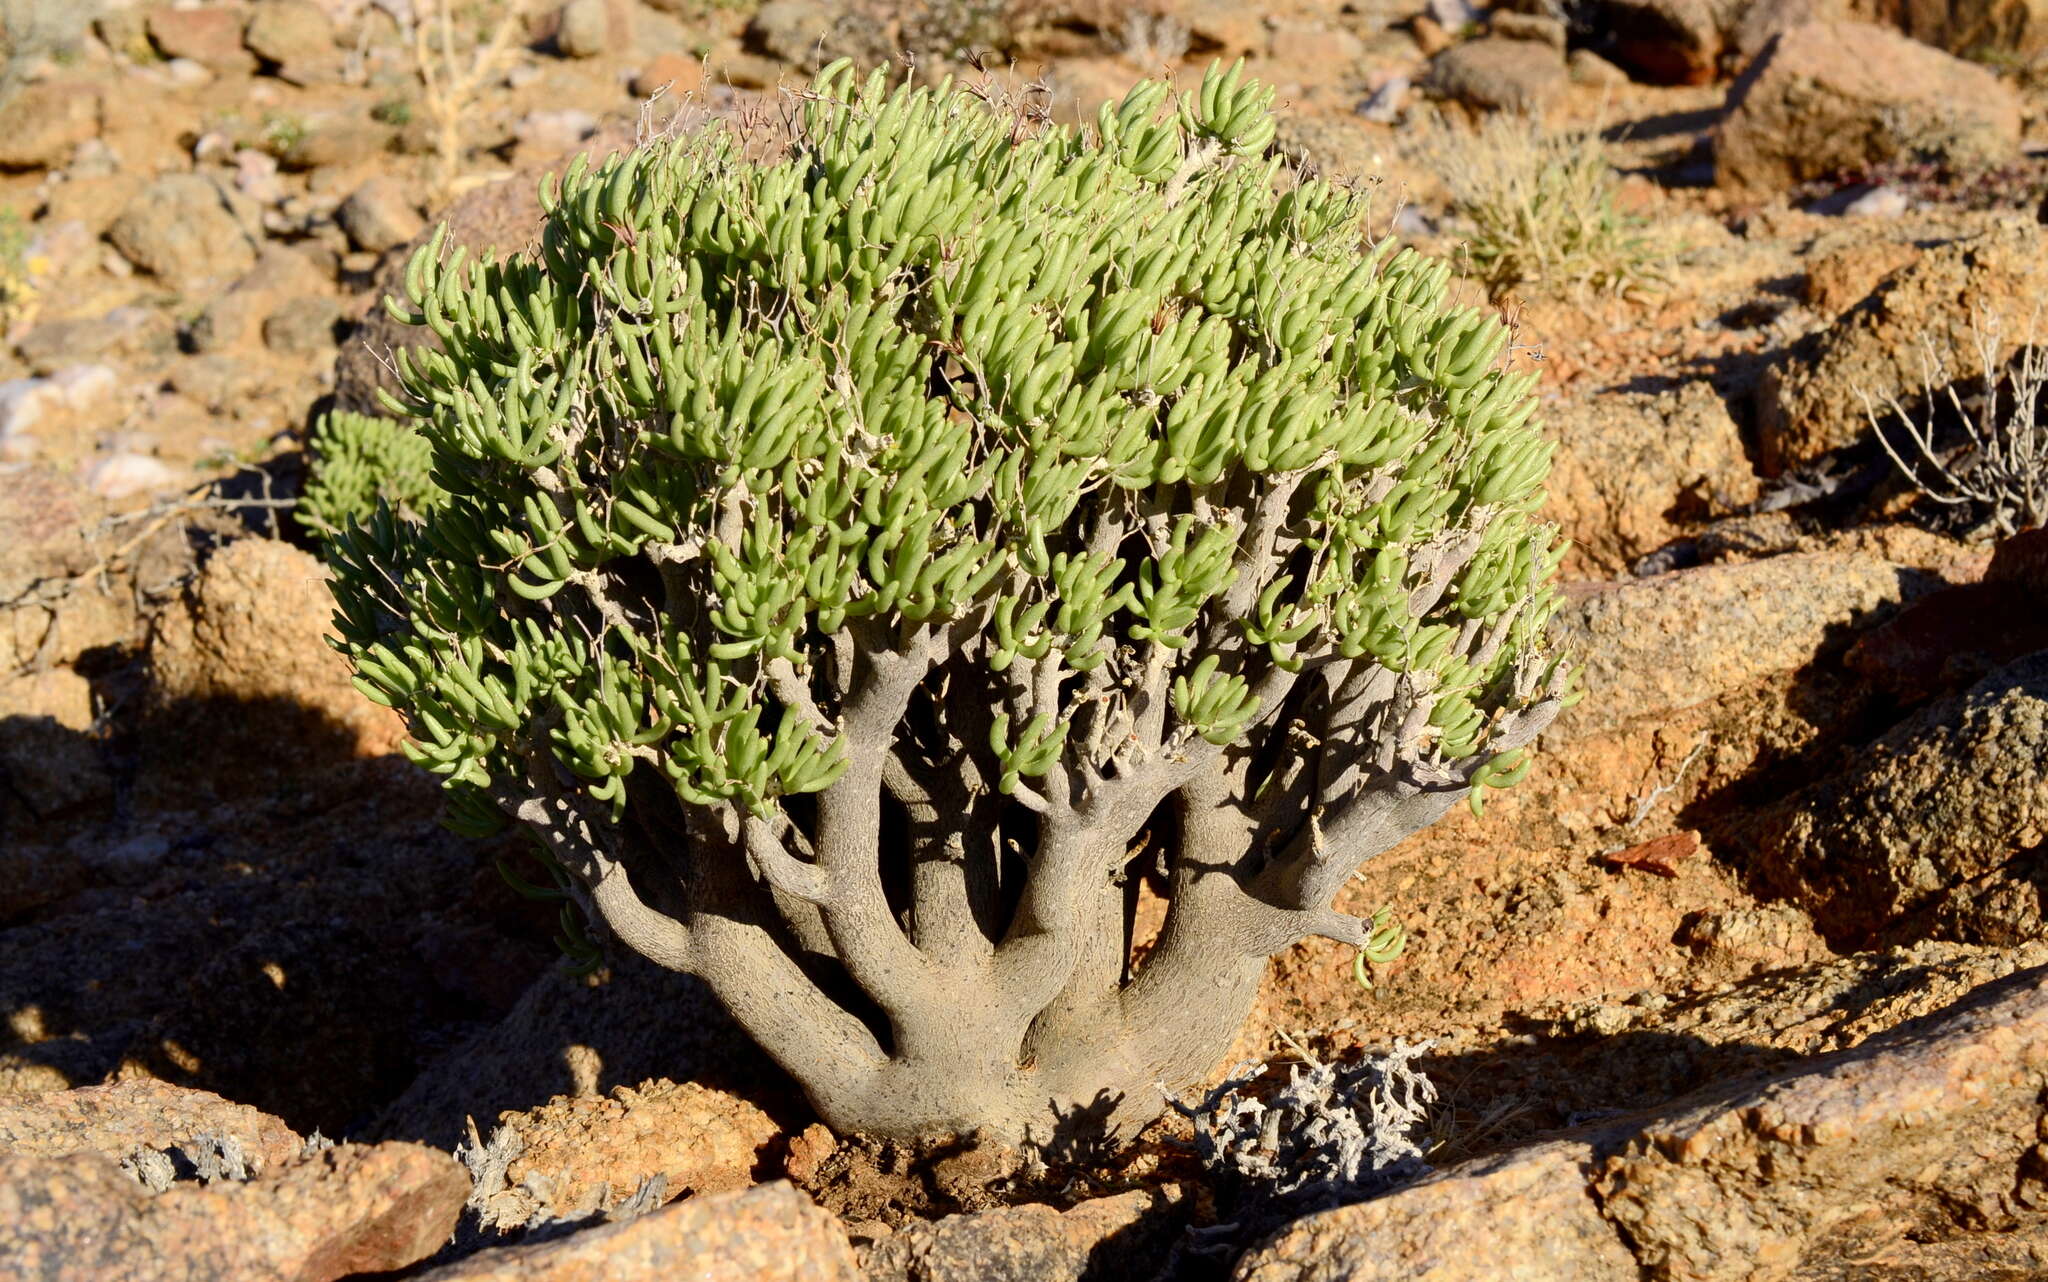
(1841, 184, 1910, 218)
(88, 452, 180, 500)
(164, 57, 214, 88)
(1356, 75, 1409, 124)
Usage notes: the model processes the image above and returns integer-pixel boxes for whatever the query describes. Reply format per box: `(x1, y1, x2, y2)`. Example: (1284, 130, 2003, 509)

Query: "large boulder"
(1552, 552, 1909, 738)
(1602, 0, 1749, 84)
(1714, 20, 2022, 197)
(1519, 0, 2048, 82)
(1543, 381, 1760, 577)
(241, 0, 339, 82)
(1828, 0, 2048, 57)
(1235, 963, 2048, 1281)
(145, 7, 257, 73)
(413, 1182, 860, 1281)
(1846, 529, 2048, 701)
(1758, 221, 2048, 473)
(0, 1141, 466, 1282)
(0, 1080, 301, 1175)
(1426, 36, 1569, 112)
(1747, 648, 2048, 946)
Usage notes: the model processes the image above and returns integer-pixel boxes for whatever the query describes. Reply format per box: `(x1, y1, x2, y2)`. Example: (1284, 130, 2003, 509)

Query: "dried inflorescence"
(326, 61, 1571, 1143)
(1169, 1039, 1438, 1209)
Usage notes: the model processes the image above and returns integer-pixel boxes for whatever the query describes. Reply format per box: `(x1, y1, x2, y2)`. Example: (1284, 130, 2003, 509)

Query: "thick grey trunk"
(538, 615, 1565, 1147)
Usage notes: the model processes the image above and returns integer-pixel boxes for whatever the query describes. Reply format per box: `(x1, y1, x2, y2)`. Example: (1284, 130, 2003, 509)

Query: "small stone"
(88, 452, 180, 500)
(14, 307, 177, 375)
(782, 1123, 836, 1185)
(1392, 205, 1435, 238)
(95, 7, 151, 60)
(146, 7, 256, 73)
(0, 81, 103, 171)
(1428, 0, 1482, 29)
(1428, 36, 1568, 113)
(169, 354, 259, 410)
(555, 0, 628, 58)
(276, 117, 390, 171)
(512, 109, 599, 164)
(243, 0, 337, 72)
(1838, 184, 1910, 218)
(163, 56, 214, 87)
(262, 295, 345, 355)
(0, 379, 55, 443)
(706, 51, 789, 91)
(746, 0, 835, 66)
(107, 173, 256, 288)
(335, 177, 423, 253)
(68, 138, 121, 180)
(47, 364, 118, 411)
(1266, 20, 1367, 84)
(1356, 75, 1409, 124)
(1491, 11, 1567, 49)
(1410, 14, 1451, 56)
(1568, 47, 1630, 86)
(234, 148, 286, 204)
(630, 50, 703, 99)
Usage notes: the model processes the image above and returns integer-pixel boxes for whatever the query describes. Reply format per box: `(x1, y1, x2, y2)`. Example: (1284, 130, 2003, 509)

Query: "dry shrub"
(1420, 110, 1665, 300)
(1862, 311, 2048, 539)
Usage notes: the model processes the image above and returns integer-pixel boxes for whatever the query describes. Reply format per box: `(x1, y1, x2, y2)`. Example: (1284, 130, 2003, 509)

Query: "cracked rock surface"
(1233, 964, 2048, 1282)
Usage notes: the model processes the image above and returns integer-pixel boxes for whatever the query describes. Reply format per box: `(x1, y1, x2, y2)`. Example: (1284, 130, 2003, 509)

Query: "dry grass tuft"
(1420, 110, 1666, 300)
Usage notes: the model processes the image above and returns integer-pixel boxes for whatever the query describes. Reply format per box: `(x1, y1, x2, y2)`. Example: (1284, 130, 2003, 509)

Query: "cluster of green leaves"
(300, 410, 448, 538)
(326, 60, 1565, 831)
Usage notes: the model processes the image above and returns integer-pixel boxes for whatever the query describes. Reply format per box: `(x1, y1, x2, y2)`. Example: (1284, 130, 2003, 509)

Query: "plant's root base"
(783, 1113, 1208, 1230)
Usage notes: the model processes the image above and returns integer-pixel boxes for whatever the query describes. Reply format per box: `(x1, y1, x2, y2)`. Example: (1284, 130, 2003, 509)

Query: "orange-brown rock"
(1553, 552, 1908, 738)
(145, 536, 405, 798)
(1716, 21, 2021, 198)
(1542, 381, 1759, 577)
(1235, 963, 2048, 1281)
(0, 1080, 301, 1174)
(414, 1182, 860, 1281)
(1801, 239, 1921, 318)
(1750, 649, 2048, 945)
(472, 1078, 780, 1227)
(1759, 221, 2048, 473)
(0, 1141, 466, 1282)
(862, 1188, 1191, 1282)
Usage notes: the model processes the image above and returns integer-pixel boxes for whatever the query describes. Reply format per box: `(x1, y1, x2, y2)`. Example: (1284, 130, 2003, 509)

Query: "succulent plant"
(326, 60, 1572, 1144)
(300, 409, 447, 538)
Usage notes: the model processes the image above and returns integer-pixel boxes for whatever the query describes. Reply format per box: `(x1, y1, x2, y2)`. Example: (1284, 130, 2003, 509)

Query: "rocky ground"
(2, 0, 2047, 1278)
